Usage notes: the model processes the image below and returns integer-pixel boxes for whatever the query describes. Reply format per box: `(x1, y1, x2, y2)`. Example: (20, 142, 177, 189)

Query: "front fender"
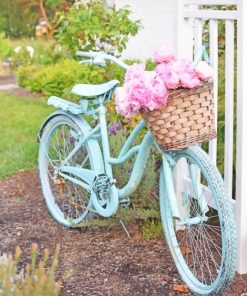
(160, 153, 181, 220)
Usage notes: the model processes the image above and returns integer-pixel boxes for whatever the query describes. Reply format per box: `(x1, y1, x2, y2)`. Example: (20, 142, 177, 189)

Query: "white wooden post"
(174, 0, 195, 225)
(175, 0, 194, 59)
(224, 19, 235, 196)
(194, 19, 203, 56)
(236, 0, 247, 274)
(209, 20, 218, 165)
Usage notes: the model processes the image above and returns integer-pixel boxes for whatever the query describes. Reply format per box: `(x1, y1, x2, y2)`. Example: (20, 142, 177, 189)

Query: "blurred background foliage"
(0, 0, 66, 38)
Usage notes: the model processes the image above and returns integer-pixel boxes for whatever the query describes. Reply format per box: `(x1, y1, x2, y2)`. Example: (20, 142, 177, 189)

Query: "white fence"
(175, 0, 247, 274)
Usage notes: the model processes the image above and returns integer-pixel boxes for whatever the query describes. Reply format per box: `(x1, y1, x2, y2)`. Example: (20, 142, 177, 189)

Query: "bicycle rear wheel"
(39, 115, 102, 227)
(160, 145, 237, 295)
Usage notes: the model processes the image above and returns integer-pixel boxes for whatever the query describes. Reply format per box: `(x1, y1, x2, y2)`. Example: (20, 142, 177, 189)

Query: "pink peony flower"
(168, 59, 194, 75)
(165, 72, 180, 89)
(145, 71, 168, 109)
(156, 63, 180, 89)
(115, 87, 132, 118)
(156, 58, 203, 90)
(115, 46, 213, 118)
(153, 45, 176, 64)
(195, 61, 213, 81)
(124, 63, 146, 83)
(155, 63, 167, 76)
(162, 71, 180, 89)
(125, 79, 148, 112)
(180, 73, 201, 89)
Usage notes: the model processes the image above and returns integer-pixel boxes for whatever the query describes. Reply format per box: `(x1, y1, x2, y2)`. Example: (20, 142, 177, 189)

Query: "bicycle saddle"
(71, 79, 119, 97)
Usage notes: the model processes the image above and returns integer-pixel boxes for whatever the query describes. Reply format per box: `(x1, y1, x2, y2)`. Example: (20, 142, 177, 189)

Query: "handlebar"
(76, 51, 129, 70)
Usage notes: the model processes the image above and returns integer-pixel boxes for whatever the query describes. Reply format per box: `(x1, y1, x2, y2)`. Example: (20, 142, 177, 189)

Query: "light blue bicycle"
(38, 51, 237, 295)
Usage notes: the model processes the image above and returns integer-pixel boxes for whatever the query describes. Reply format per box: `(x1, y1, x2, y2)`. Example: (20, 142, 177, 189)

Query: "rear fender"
(37, 111, 104, 173)
(37, 111, 92, 142)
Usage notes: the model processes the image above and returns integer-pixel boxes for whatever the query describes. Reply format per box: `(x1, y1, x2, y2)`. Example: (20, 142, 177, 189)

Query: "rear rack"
(48, 96, 87, 114)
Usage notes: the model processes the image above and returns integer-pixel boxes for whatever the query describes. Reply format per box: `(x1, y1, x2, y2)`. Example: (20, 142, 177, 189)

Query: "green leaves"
(17, 58, 126, 98)
(55, 0, 141, 56)
(0, 33, 13, 59)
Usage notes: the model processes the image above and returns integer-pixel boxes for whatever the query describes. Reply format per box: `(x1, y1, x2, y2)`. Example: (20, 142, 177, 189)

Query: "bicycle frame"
(60, 103, 154, 199)
(97, 103, 154, 199)
(56, 99, 182, 219)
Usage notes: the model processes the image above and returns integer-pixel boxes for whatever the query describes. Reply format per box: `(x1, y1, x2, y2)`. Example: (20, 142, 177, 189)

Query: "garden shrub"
(0, 33, 13, 60)
(31, 41, 66, 66)
(18, 65, 40, 88)
(0, 244, 61, 296)
(18, 59, 102, 96)
(17, 58, 127, 97)
(12, 47, 33, 68)
(55, 0, 141, 56)
(4, 38, 67, 70)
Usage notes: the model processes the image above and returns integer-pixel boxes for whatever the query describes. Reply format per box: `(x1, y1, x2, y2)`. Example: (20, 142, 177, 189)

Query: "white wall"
(112, 0, 176, 60)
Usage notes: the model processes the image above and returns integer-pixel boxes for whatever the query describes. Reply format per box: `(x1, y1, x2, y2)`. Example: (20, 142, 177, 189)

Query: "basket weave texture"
(140, 82, 216, 151)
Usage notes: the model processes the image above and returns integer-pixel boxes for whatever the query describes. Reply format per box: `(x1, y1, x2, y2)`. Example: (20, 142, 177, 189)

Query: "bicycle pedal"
(119, 198, 130, 208)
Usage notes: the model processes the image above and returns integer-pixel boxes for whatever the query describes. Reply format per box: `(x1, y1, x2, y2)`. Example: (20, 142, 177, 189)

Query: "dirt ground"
(0, 170, 246, 296)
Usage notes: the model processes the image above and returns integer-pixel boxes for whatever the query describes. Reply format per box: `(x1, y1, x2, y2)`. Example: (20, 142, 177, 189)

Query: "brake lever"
(78, 59, 93, 65)
(93, 53, 106, 67)
(78, 53, 106, 67)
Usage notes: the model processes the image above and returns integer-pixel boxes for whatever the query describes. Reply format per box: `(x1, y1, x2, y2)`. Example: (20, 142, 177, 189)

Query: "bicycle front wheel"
(39, 114, 102, 227)
(160, 145, 237, 295)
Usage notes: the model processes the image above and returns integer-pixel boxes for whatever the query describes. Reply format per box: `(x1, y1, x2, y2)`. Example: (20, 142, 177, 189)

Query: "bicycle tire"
(160, 145, 237, 295)
(39, 114, 102, 227)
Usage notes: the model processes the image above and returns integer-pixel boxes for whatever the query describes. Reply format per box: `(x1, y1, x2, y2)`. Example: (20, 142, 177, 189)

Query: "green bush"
(12, 39, 67, 67)
(17, 65, 39, 88)
(30, 40, 66, 66)
(55, 0, 141, 56)
(0, 244, 61, 296)
(12, 47, 33, 68)
(0, 32, 13, 59)
(17, 58, 126, 97)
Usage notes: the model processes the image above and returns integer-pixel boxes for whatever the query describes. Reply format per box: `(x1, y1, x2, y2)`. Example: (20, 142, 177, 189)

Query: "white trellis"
(175, 0, 247, 274)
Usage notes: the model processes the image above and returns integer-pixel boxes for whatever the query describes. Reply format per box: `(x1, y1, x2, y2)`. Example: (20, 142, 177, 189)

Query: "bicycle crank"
(91, 173, 119, 217)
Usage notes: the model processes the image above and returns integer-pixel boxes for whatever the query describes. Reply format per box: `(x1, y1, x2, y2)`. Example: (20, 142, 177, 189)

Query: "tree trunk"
(39, 0, 53, 37)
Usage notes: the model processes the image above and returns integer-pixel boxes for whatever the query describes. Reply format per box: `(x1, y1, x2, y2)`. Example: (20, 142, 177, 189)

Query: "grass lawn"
(0, 91, 53, 179)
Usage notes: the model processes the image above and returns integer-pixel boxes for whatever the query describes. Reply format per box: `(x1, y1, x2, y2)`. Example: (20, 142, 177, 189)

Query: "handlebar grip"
(76, 51, 98, 58)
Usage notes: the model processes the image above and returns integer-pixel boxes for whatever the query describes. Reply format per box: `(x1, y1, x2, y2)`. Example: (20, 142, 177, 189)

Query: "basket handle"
(193, 45, 210, 66)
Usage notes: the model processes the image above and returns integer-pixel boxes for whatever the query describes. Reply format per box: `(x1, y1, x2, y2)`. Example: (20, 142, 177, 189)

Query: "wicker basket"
(140, 82, 216, 151)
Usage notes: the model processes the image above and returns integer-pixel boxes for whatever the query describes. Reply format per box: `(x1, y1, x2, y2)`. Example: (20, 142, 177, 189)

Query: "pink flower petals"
(115, 87, 131, 118)
(115, 45, 213, 118)
(195, 61, 214, 81)
(180, 73, 201, 89)
(153, 45, 176, 64)
(115, 67, 168, 117)
(124, 63, 146, 83)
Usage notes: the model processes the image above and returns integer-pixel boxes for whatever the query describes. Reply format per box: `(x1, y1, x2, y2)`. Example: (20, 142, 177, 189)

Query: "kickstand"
(119, 219, 131, 239)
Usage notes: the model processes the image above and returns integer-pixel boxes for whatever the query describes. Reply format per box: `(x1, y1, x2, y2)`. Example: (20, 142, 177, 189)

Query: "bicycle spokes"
(174, 158, 222, 286)
(42, 121, 94, 222)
